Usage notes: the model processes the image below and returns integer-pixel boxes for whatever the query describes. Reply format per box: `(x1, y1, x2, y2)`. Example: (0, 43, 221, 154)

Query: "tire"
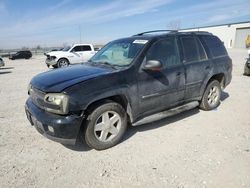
(199, 80, 221, 111)
(84, 102, 127, 150)
(57, 58, 69, 68)
(243, 62, 250, 76)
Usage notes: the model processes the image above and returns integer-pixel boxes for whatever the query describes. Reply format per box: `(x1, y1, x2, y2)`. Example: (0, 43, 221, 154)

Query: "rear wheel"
(84, 102, 127, 150)
(199, 80, 221, 111)
(57, 58, 69, 68)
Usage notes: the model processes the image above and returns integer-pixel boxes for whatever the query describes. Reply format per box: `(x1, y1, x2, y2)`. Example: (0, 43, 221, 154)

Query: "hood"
(31, 64, 113, 92)
(46, 51, 65, 56)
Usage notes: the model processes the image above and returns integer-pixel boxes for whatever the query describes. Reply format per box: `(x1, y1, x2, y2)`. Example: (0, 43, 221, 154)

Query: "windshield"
(90, 39, 147, 67)
(62, 46, 71, 52)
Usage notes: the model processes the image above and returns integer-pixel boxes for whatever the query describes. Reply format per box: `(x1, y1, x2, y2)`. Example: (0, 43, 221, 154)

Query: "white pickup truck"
(45, 44, 96, 68)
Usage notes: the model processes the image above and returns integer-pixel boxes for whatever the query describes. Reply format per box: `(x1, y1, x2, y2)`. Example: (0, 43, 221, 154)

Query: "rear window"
(201, 35, 227, 57)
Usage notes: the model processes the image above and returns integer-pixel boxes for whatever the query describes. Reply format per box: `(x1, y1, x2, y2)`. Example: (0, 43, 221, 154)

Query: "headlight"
(44, 93, 69, 115)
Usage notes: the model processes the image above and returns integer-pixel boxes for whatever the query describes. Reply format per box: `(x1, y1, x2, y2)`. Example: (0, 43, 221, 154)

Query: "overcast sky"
(0, 0, 249, 49)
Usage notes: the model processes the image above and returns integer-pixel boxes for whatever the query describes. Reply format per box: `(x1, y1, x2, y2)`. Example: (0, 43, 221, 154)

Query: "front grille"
(46, 55, 55, 61)
(46, 55, 51, 60)
(30, 87, 46, 110)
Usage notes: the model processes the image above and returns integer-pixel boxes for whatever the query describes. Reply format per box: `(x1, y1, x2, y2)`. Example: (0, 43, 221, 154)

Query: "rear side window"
(201, 35, 227, 57)
(180, 36, 199, 62)
(81, 45, 91, 51)
(196, 38, 207, 60)
(72, 45, 92, 52)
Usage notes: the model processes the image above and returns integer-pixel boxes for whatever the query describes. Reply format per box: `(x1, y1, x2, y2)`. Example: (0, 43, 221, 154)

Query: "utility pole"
(79, 25, 82, 43)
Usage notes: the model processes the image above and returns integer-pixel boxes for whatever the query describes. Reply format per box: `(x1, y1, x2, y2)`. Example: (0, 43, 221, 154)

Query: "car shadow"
(62, 136, 92, 152)
(0, 71, 12, 74)
(63, 92, 230, 151)
(221, 91, 229, 101)
(122, 107, 200, 143)
(0, 67, 14, 70)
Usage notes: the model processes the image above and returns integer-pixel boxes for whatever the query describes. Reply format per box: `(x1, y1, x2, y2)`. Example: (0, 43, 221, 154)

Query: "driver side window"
(146, 37, 180, 68)
(71, 46, 82, 52)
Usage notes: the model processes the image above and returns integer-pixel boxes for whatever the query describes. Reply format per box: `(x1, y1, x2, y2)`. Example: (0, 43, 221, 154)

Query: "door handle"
(176, 72, 181, 76)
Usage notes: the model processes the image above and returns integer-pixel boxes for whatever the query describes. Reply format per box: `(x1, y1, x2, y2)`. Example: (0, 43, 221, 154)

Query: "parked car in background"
(246, 35, 250, 48)
(45, 44, 96, 68)
(244, 49, 250, 76)
(9, 50, 32, 60)
(0, 56, 4, 67)
(25, 30, 232, 150)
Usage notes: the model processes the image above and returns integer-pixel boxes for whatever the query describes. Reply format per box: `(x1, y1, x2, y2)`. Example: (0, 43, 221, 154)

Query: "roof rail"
(179, 31, 212, 35)
(192, 31, 211, 34)
(134, 30, 178, 36)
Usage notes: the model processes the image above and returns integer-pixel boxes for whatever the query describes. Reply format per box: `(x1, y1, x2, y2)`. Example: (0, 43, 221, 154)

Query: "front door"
(70, 45, 83, 63)
(137, 37, 185, 116)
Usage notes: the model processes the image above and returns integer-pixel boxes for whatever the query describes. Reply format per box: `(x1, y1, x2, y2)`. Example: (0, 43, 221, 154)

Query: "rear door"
(80, 45, 95, 61)
(178, 35, 211, 100)
(137, 37, 185, 115)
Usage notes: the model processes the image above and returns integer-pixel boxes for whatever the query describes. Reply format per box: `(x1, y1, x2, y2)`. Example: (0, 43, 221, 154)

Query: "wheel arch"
(200, 73, 225, 100)
(209, 73, 225, 88)
(84, 94, 133, 123)
(57, 57, 70, 64)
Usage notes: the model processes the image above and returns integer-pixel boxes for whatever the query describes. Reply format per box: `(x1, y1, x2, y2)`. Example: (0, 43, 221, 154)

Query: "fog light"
(36, 121, 43, 129)
(48, 126, 54, 133)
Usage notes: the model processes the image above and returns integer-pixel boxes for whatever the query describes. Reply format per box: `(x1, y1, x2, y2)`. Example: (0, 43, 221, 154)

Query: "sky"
(0, 0, 249, 49)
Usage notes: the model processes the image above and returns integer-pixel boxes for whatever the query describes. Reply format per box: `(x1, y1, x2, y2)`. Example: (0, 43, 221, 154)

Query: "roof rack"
(134, 30, 178, 36)
(178, 31, 212, 35)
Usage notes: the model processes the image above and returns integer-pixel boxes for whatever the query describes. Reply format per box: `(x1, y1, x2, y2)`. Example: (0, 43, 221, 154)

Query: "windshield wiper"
(88, 61, 118, 69)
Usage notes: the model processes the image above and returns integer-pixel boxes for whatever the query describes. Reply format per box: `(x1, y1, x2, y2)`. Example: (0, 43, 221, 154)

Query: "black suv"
(244, 51, 250, 76)
(25, 31, 232, 150)
(9, 50, 32, 60)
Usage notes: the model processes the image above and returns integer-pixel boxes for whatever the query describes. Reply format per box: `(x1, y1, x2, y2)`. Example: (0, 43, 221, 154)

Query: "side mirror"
(143, 60, 162, 71)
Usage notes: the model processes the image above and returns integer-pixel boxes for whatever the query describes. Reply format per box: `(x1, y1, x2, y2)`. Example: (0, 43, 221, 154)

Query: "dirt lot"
(0, 49, 250, 188)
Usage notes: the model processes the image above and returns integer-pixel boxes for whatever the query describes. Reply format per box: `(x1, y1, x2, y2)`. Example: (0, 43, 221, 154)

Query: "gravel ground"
(0, 49, 250, 188)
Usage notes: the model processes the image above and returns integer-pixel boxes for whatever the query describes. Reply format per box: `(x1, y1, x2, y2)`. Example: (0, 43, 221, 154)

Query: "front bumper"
(45, 59, 57, 66)
(25, 98, 83, 145)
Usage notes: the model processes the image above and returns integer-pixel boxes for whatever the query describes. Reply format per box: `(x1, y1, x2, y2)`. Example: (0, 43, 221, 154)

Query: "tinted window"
(201, 35, 227, 57)
(181, 36, 199, 62)
(81, 45, 91, 51)
(196, 38, 207, 60)
(72, 46, 82, 52)
(146, 37, 180, 68)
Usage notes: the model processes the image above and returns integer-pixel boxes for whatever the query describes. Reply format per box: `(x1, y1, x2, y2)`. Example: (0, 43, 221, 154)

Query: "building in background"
(181, 21, 250, 49)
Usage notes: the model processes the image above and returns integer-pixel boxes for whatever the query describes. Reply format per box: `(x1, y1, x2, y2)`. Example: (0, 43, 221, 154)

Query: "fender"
(83, 86, 136, 122)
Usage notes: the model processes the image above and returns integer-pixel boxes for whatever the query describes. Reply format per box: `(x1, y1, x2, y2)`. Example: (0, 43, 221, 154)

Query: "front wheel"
(84, 102, 127, 150)
(57, 58, 69, 68)
(199, 80, 221, 111)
